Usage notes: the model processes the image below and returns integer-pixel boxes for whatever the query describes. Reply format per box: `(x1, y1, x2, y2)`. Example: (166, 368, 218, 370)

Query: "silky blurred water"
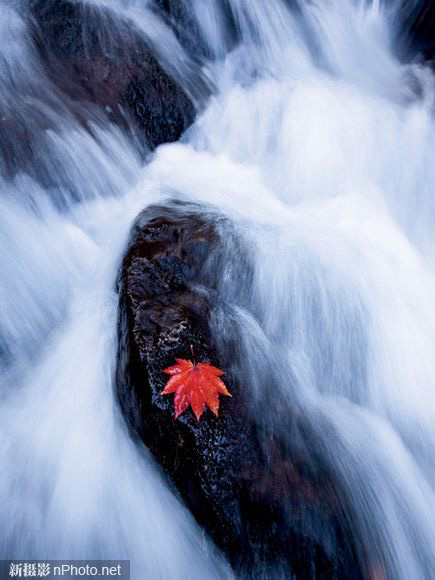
(0, 1, 434, 578)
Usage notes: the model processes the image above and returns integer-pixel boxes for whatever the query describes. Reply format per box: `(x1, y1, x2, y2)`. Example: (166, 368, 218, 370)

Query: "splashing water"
(1, 0, 434, 578)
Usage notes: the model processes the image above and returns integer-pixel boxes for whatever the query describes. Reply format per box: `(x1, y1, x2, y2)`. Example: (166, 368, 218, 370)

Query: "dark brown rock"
(28, 0, 195, 151)
(116, 201, 366, 578)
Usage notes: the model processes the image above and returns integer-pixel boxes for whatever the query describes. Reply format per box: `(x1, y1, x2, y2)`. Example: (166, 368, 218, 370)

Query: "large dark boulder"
(28, 0, 195, 151)
(116, 201, 366, 578)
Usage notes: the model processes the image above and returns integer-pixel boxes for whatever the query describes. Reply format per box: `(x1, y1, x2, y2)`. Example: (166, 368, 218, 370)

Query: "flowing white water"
(1, 0, 435, 578)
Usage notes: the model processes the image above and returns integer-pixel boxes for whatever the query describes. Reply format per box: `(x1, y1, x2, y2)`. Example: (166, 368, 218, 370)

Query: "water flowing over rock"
(29, 0, 195, 151)
(152, 0, 238, 60)
(116, 201, 365, 579)
(2, 0, 435, 578)
(398, 0, 435, 64)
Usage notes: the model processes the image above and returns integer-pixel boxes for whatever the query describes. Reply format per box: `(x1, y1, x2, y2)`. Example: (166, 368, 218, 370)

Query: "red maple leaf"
(161, 355, 232, 421)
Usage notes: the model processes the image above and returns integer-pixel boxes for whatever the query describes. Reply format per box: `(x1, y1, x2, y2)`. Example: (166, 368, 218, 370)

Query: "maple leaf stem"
(190, 344, 196, 365)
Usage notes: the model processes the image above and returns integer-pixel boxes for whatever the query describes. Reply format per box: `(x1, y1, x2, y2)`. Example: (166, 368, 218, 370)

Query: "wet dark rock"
(28, 0, 195, 150)
(397, 0, 435, 65)
(116, 201, 365, 578)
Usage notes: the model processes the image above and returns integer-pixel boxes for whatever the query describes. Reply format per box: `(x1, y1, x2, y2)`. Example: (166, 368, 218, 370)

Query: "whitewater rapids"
(0, 1, 434, 578)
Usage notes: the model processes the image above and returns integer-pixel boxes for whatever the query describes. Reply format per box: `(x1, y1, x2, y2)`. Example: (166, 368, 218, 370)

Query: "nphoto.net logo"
(3, 561, 130, 579)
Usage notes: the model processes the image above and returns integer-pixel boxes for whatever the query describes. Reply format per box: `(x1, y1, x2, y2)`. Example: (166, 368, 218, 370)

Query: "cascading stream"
(1, 0, 434, 578)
